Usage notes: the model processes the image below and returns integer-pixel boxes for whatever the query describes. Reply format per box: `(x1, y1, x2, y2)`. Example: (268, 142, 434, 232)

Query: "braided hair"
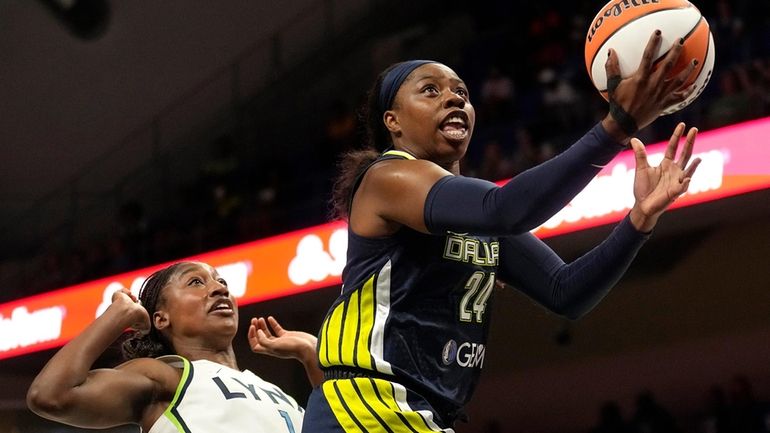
(121, 262, 191, 360)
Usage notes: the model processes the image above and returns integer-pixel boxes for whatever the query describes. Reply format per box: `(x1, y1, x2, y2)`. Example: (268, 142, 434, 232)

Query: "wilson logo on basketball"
(587, 0, 661, 43)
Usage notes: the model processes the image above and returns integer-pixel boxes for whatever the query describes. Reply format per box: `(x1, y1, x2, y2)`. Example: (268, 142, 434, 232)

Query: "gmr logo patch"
(442, 340, 485, 368)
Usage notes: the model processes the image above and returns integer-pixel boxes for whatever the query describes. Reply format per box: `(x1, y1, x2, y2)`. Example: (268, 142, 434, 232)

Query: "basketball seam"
(662, 19, 714, 114)
(651, 16, 706, 68)
(589, 5, 696, 91)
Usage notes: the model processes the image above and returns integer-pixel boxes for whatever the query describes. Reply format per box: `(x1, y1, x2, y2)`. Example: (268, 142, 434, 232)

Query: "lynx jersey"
(147, 356, 304, 433)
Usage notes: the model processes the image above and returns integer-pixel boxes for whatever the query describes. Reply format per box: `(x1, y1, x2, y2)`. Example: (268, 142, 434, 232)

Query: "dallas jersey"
(316, 151, 499, 418)
(147, 356, 304, 433)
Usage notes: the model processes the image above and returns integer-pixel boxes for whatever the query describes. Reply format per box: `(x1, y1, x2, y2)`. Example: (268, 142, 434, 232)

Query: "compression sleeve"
(424, 122, 624, 235)
(497, 215, 649, 320)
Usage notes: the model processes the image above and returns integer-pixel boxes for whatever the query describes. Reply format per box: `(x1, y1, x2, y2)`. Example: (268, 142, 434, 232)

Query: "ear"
(383, 110, 402, 136)
(154, 310, 170, 331)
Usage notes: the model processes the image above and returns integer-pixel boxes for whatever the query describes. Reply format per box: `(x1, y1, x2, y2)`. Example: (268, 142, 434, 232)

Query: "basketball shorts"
(300, 377, 456, 433)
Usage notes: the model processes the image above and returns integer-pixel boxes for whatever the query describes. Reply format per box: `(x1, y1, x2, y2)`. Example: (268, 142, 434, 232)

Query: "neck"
(391, 142, 462, 175)
(443, 161, 461, 175)
(175, 344, 239, 370)
(391, 140, 423, 160)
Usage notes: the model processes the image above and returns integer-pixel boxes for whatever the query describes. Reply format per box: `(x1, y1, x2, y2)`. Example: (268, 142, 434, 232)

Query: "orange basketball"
(585, 0, 715, 114)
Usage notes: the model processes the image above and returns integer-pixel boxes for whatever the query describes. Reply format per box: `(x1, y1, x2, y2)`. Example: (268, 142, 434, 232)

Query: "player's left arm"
(497, 216, 648, 320)
(497, 123, 701, 319)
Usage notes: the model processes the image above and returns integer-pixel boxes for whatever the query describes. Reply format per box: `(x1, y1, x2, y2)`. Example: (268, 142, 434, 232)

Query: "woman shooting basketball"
(301, 30, 700, 432)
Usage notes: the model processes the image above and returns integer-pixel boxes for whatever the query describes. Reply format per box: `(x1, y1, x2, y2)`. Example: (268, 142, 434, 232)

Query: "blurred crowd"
(3, 1, 770, 433)
(474, 375, 770, 433)
(9, 0, 770, 299)
(589, 377, 770, 433)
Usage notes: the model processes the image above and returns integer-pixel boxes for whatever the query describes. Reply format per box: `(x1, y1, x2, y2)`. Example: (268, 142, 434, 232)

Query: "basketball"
(585, 0, 715, 115)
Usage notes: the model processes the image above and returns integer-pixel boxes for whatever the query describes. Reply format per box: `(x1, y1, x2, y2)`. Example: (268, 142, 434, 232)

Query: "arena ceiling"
(0, 0, 325, 254)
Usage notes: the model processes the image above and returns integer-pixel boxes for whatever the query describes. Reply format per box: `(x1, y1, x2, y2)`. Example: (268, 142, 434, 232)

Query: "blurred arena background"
(1, 0, 769, 432)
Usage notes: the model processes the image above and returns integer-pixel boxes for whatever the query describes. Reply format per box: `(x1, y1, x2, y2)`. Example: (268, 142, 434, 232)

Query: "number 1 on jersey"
(279, 410, 296, 433)
(459, 271, 494, 323)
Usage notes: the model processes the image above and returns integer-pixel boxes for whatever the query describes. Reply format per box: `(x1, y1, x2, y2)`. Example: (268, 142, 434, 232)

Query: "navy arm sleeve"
(424, 122, 624, 236)
(497, 215, 649, 320)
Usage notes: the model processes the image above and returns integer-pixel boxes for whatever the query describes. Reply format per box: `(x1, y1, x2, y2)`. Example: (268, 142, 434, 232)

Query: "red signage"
(0, 222, 347, 360)
(2, 117, 770, 361)
(532, 117, 770, 237)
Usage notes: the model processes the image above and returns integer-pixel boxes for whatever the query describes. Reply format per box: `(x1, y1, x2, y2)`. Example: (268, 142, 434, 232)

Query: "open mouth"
(208, 299, 234, 314)
(440, 111, 469, 141)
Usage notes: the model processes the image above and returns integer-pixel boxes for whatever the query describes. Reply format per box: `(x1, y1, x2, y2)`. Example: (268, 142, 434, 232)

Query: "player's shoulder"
(115, 356, 184, 391)
(370, 156, 438, 170)
(365, 157, 449, 187)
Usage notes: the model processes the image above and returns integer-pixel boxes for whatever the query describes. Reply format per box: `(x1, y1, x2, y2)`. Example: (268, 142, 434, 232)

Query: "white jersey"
(147, 356, 304, 433)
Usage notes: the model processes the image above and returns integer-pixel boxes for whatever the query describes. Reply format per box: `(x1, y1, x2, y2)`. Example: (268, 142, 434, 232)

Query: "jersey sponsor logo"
(441, 339, 457, 366)
(457, 342, 486, 368)
(441, 340, 486, 369)
(443, 234, 499, 267)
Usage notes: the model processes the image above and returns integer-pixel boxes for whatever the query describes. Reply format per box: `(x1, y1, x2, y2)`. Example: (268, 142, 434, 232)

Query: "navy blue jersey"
(317, 151, 497, 413)
(308, 123, 649, 432)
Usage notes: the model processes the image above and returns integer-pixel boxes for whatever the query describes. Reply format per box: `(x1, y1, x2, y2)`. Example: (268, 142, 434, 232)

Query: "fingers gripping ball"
(586, 0, 715, 114)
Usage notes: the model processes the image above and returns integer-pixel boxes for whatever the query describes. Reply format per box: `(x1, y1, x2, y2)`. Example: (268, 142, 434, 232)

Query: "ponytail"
(330, 62, 409, 219)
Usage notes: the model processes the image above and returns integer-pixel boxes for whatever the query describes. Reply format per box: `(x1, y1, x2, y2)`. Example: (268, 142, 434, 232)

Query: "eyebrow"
(179, 266, 207, 277)
(414, 74, 465, 85)
(176, 270, 198, 282)
(179, 267, 223, 281)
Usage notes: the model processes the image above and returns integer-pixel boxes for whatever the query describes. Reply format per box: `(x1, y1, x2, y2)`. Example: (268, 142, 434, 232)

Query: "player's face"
(386, 63, 475, 167)
(156, 262, 238, 345)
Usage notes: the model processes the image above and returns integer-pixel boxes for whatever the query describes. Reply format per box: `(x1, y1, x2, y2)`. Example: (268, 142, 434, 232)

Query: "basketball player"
(301, 31, 701, 432)
(27, 261, 321, 432)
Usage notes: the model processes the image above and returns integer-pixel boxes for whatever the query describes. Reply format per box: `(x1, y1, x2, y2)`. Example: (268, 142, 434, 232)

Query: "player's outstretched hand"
(603, 30, 698, 140)
(628, 122, 701, 232)
(248, 316, 317, 361)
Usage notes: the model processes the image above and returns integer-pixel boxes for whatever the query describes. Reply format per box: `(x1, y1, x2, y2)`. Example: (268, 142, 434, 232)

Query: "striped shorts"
(300, 377, 455, 433)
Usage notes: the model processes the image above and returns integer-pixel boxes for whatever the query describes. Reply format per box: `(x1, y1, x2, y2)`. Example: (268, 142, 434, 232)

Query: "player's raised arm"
(498, 123, 701, 319)
(27, 289, 177, 429)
